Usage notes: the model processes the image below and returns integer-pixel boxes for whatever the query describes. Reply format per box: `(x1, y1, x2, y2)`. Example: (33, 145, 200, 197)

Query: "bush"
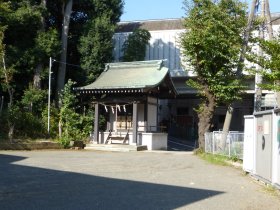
(21, 87, 47, 116)
(15, 112, 46, 138)
(0, 106, 46, 140)
(42, 105, 60, 139)
(58, 80, 94, 144)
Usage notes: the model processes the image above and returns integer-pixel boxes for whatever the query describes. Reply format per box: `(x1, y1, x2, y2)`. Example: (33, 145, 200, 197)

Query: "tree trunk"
(8, 124, 14, 143)
(33, 63, 43, 89)
(2, 55, 13, 106)
(2, 55, 14, 142)
(56, 0, 73, 105)
(33, 0, 47, 89)
(197, 87, 215, 150)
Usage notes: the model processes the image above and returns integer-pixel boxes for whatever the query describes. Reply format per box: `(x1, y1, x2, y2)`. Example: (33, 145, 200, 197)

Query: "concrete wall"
(139, 132, 168, 150)
(99, 131, 167, 150)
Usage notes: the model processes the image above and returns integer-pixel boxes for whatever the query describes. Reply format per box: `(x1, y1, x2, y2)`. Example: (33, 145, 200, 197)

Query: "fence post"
(212, 132, 215, 154)
(228, 133, 231, 157)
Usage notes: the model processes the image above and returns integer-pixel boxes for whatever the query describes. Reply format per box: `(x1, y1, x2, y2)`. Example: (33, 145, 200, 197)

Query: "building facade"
(112, 15, 280, 140)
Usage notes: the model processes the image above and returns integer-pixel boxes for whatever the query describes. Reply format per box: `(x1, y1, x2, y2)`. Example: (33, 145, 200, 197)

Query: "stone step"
(85, 144, 147, 152)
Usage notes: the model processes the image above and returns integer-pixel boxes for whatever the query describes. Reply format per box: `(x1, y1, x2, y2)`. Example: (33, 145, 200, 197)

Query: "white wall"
(113, 21, 280, 77)
(137, 104, 145, 132)
(113, 29, 188, 74)
(147, 97, 158, 131)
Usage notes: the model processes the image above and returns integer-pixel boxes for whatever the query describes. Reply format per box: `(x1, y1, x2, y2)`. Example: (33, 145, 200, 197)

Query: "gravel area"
(0, 150, 279, 210)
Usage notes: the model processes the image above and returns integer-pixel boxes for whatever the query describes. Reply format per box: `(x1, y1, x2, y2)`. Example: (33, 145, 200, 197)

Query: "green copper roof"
(77, 60, 169, 90)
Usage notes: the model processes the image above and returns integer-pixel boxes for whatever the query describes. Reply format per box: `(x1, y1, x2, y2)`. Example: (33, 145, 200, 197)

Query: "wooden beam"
(94, 103, 100, 143)
(133, 102, 138, 144)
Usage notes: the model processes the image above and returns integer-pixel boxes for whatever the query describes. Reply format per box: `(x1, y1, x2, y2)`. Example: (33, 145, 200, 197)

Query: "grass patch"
(262, 184, 280, 197)
(197, 152, 232, 166)
(194, 148, 242, 167)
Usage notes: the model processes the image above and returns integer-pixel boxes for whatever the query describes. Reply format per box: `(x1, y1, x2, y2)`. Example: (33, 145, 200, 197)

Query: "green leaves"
(59, 80, 93, 143)
(246, 36, 280, 92)
(35, 29, 60, 59)
(181, 0, 247, 104)
(21, 86, 47, 115)
(79, 15, 116, 83)
(122, 29, 151, 62)
(182, 0, 247, 148)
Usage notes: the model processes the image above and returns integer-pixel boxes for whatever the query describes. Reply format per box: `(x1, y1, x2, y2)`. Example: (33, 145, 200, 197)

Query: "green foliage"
(58, 136, 71, 148)
(198, 152, 231, 166)
(77, 0, 123, 83)
(0, 0, 10, 55)
(2, 0, 47, 97)
(181, 0, 247, 149)
(88, 0, 124, 23)
(21, 86, 47, 115)
(59, 80, 93, 147)
(79, 15, 116, 82)
(0, 0, 123, 141)
(122, 29, 151, 62)
(181, 0, 247, 104)
(246, 36, 280, 92)
(0, 102, 47, 140)
(15, 111, 46, 138)
(35, 28, 61, 60)
(42, 105, 60, 138)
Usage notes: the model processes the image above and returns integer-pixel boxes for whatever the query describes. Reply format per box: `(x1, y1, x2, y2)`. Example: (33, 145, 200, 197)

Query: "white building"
(112, 14, 280, 140)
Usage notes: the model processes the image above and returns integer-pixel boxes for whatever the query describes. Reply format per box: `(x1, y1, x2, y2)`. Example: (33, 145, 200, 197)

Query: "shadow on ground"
(0, 154, 223, 210)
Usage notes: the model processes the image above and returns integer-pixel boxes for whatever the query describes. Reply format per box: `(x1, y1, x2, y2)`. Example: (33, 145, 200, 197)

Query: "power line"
(52, 59, 106, 71)
(52, 59, 82, 68)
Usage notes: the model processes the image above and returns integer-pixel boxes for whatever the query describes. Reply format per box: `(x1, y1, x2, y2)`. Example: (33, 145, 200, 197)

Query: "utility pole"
(254, 0, 274, 111)
(254, 0, 265, 112)
(222, 0, 273, 133)
(47, 57, 52, 135)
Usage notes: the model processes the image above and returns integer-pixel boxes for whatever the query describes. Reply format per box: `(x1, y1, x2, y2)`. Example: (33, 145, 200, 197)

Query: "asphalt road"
(168, 139, 196, 151)
(0, 150, 279, 210)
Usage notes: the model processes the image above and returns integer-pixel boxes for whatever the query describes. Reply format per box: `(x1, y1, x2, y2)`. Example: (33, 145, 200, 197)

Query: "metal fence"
(205, 131, 244, 159)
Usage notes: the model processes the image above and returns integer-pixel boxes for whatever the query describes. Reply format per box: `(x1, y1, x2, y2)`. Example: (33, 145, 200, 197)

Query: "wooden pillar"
(144, 100, 147, 132)
(94, 103, 99, 143)
(133, 102, 138, 144)
(156, 98, 159, 131)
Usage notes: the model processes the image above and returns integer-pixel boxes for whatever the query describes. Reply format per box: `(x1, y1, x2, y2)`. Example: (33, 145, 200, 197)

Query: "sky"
(120, 0, 280, 21)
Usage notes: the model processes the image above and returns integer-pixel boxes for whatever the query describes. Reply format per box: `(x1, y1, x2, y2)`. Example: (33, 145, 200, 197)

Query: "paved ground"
(168, 137, 196, 151)
(0, 150, 279, 210)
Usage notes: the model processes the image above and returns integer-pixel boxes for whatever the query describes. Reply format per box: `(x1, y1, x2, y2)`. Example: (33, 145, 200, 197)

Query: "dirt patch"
(0, 140, 63, 150)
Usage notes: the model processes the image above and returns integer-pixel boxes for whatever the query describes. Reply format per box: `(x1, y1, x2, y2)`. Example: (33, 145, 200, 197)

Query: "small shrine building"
(75, 60, 177, 150)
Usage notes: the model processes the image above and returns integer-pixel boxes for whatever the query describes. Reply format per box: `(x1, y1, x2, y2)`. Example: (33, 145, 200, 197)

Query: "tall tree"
(121, 29, 151, 62)
(56, 0, 73, 103)
(2, 0, 43, 98)
(79, 0, 124, 83)
(79, 15, 116, 83)
(181, 0, 247, 149)
(0, 0, 10, 101)
(1, 1, 40, 139)
(33, 0, 47, 90)
(0, 0, 10, 55)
